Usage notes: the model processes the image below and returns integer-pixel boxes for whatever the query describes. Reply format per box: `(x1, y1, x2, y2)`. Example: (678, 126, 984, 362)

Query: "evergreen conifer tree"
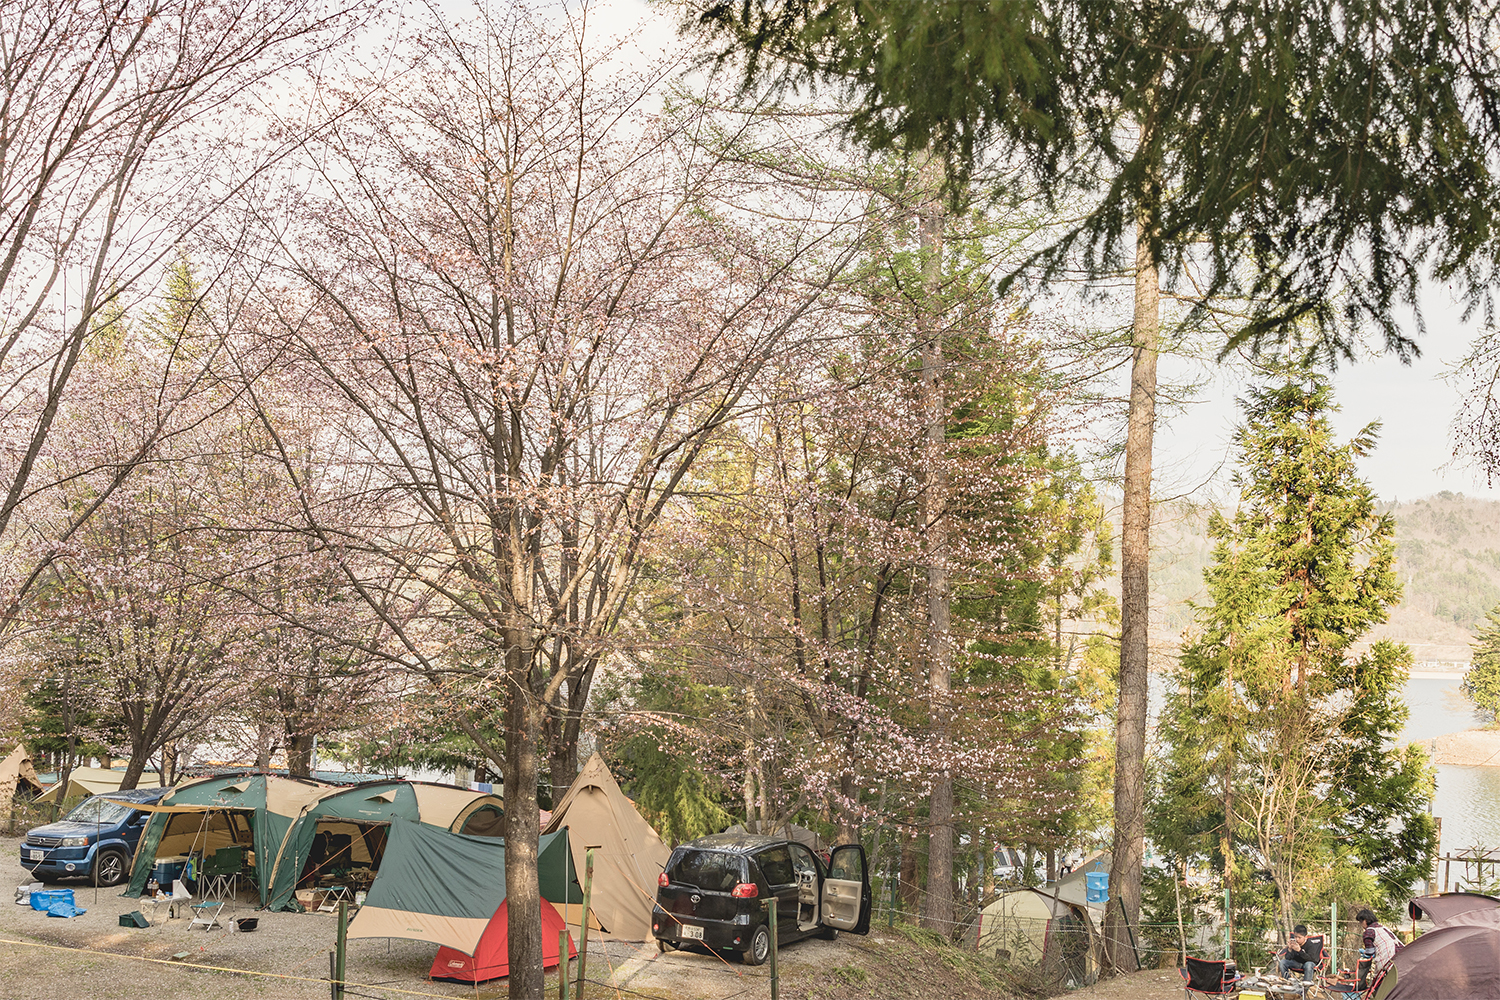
(1151, 370, 1434, 957)
(1463, 610, 1500, 721)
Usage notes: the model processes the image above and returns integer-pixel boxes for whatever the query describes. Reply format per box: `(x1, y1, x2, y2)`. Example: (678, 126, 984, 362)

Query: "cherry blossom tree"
(0, 0, 363, 626)
(234, 5, 870, 992)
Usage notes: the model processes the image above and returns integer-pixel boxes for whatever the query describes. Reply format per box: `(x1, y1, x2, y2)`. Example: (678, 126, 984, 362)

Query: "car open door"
(820, 844, 872, 934)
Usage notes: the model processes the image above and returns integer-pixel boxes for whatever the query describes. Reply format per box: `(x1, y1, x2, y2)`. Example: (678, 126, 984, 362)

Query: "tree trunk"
(1104, 206, 1159, 975)
(504, 661, 544, 999)
(286, 732, 315, 779)
(899, 836, 920, 916)
(918, 174, 954, 936)
(119, 750, 148, 792)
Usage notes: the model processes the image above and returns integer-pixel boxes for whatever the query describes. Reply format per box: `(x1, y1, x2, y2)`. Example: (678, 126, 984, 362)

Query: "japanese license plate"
(679, 923, 704, 941)
(28, 849, 43, 861)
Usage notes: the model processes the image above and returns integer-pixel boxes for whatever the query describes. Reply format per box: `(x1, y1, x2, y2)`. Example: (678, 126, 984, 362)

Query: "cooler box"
(1085, 871, 1109, 903)
(152, 858, 187, 886)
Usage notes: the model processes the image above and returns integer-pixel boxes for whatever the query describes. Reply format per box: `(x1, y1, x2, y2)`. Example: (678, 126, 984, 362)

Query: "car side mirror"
(130, 813, 147, 825)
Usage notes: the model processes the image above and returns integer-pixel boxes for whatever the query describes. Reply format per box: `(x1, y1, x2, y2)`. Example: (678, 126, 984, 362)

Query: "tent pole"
(575, 847, 595, 1000)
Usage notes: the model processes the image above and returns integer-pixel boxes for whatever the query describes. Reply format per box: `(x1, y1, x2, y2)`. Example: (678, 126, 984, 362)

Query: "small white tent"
(541, 753, 671, 940)
(975, 887, 1098, 989)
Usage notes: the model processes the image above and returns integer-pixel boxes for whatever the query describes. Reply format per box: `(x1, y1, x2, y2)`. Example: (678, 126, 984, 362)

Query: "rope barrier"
(0, 936, 464, 999)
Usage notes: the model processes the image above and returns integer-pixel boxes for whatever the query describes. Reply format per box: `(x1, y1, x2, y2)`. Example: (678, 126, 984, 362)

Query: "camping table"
(1239, 974, 1313, 999)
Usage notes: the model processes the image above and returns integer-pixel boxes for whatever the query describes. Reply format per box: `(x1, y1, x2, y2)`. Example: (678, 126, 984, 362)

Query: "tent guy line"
(0, 936, 465, 1000)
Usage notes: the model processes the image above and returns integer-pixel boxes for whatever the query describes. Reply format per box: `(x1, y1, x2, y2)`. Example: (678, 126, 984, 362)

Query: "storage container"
(1085, 870, 1109, 903)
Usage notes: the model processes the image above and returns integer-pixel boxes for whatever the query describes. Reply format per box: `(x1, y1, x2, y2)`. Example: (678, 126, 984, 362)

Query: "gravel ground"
(0, 835, 852, 1000)
(2, 835, 1191, 1000)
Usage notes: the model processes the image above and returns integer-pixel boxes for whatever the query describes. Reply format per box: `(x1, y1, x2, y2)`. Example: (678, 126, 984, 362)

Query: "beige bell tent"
(541, 753, 671, 940)
(36, 766, 164, 803)
(1, 745, 44, 814)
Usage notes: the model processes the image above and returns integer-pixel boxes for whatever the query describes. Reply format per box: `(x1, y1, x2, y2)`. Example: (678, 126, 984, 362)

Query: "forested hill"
(1130, 492, 1500, 666)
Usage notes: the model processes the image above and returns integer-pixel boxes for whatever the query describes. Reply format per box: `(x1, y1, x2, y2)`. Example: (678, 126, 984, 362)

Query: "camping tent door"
(820, 844, 872, 934)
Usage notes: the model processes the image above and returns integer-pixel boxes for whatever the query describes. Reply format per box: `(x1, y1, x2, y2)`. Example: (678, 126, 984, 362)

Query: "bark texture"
(1104, 210, 1159, 974)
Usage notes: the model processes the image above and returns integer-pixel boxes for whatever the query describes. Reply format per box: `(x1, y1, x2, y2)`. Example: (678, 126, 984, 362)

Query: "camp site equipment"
(346, 818, 577, 984)
(261, 780, 503, 911)
(1371, 893, 1500, 999)
(35, 766, 163, 803)
(975, 886, 1100, 989)
(543, 752, 671, 940)
(123, 773, 332, 906)
(0, 745, 43, 806)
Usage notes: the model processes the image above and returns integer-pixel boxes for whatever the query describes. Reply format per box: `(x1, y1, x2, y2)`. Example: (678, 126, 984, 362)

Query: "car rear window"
(667, 850, 746, 891)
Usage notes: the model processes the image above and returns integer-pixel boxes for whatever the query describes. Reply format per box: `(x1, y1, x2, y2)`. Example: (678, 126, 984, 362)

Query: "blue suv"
(20, 787, 169, 886)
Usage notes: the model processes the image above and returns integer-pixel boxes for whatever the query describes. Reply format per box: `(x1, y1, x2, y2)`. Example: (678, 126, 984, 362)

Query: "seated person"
(1278, 924, 1316, 982)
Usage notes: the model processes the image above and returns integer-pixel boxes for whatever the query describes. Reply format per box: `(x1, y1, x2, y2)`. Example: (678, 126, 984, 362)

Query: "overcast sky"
(584, 0, 1497, 505)
(1151, 286, 1496, 505)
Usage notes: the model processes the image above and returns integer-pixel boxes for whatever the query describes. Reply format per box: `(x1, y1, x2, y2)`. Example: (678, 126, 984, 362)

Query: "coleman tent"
(263, 780, 505, 911)
(1372, 894, 1500, 999)
(123, 772, 331, 905)
(37, 767, 164, 803)
(1, 744, 44, 803)
(542, 753, 671, 940)
(347, 818, 576, 984)
(975, 887, 1099, 989)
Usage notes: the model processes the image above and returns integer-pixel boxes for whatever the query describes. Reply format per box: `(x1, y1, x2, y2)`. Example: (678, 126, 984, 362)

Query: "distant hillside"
(1108, 492, 1500, 666)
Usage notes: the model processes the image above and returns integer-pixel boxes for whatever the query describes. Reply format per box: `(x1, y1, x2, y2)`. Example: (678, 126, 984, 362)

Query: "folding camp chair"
(200, 846, 244, 904)
(1181, 956, 1242, 998)
(1287, 934, 1326, 982)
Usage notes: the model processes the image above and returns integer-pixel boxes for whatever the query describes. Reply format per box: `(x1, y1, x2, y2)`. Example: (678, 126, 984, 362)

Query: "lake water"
(1402, 676, 1500, 853)
(1147, 674, 1500, 854)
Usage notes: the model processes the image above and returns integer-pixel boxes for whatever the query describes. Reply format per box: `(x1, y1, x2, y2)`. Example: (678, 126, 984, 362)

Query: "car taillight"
(731, 882, 758, 898)
(658, 873, 669, 887)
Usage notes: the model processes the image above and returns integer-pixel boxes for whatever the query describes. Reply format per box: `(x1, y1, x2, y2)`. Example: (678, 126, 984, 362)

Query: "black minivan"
(652, 832, 872, 965)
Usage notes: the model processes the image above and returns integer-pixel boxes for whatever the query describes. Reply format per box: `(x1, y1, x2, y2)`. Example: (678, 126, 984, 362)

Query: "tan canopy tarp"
(1, 744, 43, 803)
(36, 767, 164, 803)
(542, 753, 670, 940)
(412, 783, 504, 831)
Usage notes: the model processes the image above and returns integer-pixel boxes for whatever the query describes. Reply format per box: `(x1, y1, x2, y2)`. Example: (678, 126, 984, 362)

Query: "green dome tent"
(123, 772, 331, 906)
(347, 818, 576, 970)
(262, 780, 505, 911)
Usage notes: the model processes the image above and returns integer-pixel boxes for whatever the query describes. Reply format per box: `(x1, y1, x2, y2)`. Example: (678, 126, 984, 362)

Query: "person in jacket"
(1279, 924, 1316, 981)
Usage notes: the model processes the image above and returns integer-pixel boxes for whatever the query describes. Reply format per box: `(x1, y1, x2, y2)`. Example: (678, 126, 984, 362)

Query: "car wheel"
(818, 925, 839, 941)
(657, 938, 675, 953)
(742, 924, 771, 966)
(93, 850, 126, 887)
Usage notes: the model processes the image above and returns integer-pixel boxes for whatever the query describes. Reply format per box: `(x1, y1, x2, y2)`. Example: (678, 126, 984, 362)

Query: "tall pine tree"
(1152, 370, 1434, 960)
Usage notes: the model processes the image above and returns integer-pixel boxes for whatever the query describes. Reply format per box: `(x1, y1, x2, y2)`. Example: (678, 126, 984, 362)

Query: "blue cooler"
(1085, 870, 1109, 903)
(152, 858, 187, 886)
